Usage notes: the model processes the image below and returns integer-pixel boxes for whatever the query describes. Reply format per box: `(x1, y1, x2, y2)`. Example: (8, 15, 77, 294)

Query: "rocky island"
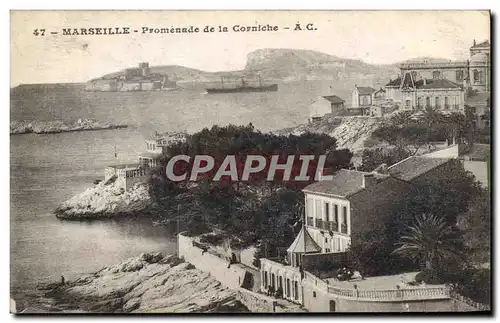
(27, 253, 248, 313)
(10, 118, 128, 135)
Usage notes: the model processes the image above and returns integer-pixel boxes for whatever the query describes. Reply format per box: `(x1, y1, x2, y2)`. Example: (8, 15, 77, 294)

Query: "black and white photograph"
(9, 10, 491, 314)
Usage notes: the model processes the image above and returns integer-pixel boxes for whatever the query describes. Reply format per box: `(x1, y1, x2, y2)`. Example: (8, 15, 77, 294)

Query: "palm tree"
(392, 213, 462, 271)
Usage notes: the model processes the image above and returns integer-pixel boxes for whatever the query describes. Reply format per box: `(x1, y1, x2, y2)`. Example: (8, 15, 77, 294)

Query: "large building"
(383, 39, 490, 119)
(258, 147, 485, 312)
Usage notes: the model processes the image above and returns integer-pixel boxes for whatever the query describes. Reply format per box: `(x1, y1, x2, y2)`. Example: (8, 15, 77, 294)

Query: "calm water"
(10, 80, 375, 299)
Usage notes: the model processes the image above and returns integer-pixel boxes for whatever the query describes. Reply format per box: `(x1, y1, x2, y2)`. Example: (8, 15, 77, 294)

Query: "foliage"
(252, 247, 264, 268)
(359, 147, 411, 172)
(147, 124, 351, 250)
(392, 213, 463, 271)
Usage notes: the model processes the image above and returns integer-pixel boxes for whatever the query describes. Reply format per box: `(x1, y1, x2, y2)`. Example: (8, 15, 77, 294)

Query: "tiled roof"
(388, 156, 451, 181)
(466, 92, 490, 108)
(417, 78, 462, 90)
(303, 169, 388, 197)
(287, 226, 321, 254)
(386, 77, 401, 87)
(322, 95, 345, 104)
(356, 86, 376, 95)
(471, 40, 490, 49)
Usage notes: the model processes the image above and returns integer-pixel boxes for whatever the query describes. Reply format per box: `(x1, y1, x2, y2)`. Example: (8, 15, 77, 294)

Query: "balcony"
(312, 219, 339, 232)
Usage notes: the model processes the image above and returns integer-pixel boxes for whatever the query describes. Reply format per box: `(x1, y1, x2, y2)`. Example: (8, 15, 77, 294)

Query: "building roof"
(401, 72, 415, 89)
(107, 163, 141, 170)
(356, 86, 376, 95)
(417, 78, 462, 90)
(385, 77, 402, 87)
(466, 92, 490, 108)
(471, 40, 490, 49)
(302, 169, 388, 197)
(374, 87, 386, 94)
(322, 95, 345, 104)
(287, 226, 321, 254)
(388, 156, 451, 181)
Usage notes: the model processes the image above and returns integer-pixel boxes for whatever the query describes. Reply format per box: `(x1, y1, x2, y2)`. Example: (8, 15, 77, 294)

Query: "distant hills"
(94, 48, 455, 85)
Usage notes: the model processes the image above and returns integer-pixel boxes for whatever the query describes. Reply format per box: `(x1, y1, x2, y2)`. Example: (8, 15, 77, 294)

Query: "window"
(325, 248, 331, 253)
(435, 97, 440, 108)
(306, 197, 314, 219)
(272, 274, 276, 289)
(264, 271, 268, 287)
(325, 237, 328, 243)
(417, 97, 423, 109)
(433, 71, 441, 79)
(444, 97, 449, 109)
(313, 291, 317, 298)
(405, 99, 411, 108)
(324, 202, 330, 221)
(334, 205, 339, 223)
(286, 279, 291, 297)
(343, 206, 347, 223)
(474, 70, 480, 82)
(426, 97, 431, 107)
(294, 281, 299, 300)
(456, 70, 464, 82)
(315, 200, 322, 222)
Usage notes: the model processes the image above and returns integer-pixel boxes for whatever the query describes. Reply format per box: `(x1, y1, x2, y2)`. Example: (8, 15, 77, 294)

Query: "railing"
(449, 290, 490, 311)
(328, 286, 355, 298)
(315, 218, 323, 228)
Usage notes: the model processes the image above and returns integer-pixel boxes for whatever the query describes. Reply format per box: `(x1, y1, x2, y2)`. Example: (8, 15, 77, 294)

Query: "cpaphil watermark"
(165, 154, 334, 182)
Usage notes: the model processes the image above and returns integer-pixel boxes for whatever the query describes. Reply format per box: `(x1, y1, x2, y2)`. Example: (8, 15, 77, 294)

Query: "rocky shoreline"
(54, 181, 151, 220)
(18, 253, 248, 313)
(10, 118, 128, 135)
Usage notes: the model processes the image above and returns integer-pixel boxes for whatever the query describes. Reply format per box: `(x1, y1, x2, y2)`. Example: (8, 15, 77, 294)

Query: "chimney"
(362, 173, 378, 188)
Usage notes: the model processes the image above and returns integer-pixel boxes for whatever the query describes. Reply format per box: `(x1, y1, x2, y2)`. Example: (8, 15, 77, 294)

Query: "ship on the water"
(205, 76, 278, 94)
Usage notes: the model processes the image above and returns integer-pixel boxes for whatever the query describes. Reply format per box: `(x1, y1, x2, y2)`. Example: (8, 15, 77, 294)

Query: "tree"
(392, 213, 463, 271)
(359, 147, 411, 172)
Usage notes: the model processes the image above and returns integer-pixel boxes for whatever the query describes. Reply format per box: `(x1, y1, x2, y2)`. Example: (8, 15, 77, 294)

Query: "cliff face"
(32, 253, 248, 313)
(10, 119, 127, 135)
(244, 48, 398, 82)
(90, 48, 399, 83)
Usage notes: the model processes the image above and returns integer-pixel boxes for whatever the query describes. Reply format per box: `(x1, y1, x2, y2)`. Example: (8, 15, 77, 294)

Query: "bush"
(199, 233, 224, 246)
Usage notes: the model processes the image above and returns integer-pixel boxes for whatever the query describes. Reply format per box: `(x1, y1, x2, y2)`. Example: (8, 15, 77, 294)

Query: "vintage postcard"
(10, 10, 491, 313)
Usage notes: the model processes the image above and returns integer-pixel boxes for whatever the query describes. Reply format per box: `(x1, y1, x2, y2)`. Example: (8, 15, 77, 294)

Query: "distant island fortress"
(85, 62, 178, 92)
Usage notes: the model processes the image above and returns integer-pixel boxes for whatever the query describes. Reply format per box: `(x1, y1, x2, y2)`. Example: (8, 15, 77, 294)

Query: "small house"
(351, 85, 376, 114)
(309, 95, 345, 123)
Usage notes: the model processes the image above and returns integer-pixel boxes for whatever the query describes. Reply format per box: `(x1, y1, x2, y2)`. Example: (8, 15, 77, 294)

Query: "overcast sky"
(11, 10, 490, 86)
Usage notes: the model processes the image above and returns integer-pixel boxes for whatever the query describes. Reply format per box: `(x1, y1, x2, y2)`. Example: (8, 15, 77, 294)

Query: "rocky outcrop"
(278, 116, 384, 153)
(31, 253, 249, 313)
(10, 118, 127, 135)
(54, 181, 150, 220)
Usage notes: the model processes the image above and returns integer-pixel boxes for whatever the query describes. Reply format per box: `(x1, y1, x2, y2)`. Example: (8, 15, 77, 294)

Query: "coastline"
(10, 124, 128, 135)
(16, 253, 249, 313)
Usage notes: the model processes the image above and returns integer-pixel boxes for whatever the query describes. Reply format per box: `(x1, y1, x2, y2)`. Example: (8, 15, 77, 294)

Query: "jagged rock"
(36, 253, 247, 313)
(54, 182, 150, 219)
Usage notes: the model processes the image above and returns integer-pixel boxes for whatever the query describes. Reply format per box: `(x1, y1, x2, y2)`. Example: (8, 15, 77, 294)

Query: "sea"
(9, 80, 366, 306)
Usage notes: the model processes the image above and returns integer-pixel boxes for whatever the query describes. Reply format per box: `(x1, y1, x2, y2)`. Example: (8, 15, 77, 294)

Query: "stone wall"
(178, 233, 248, 290)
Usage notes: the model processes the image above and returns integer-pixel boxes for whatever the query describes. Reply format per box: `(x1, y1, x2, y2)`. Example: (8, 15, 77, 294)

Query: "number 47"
(33, 29, 46, 36)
